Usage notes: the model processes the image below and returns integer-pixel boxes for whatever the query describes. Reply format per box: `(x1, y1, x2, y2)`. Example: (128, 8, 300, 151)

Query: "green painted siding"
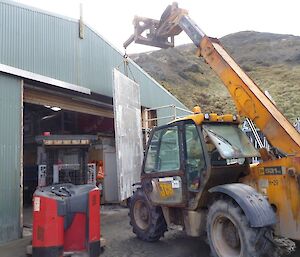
(0, 73, 22, 244)
(0, 0, 187, 111)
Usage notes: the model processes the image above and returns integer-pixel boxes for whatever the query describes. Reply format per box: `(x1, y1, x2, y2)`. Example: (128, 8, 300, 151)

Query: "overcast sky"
(15, 0, 300, 54)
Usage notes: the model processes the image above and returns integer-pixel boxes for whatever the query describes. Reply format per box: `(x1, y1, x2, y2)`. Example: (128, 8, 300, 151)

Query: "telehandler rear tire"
(206, 199, 275, 257)
(129, 188, 167, 242)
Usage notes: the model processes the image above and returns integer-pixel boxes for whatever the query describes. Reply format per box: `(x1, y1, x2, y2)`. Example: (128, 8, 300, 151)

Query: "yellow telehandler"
(124, 3, 300, 257)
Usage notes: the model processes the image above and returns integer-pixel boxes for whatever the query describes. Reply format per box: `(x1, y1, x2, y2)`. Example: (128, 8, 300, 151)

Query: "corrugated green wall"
(0, 73, 22, 244)
(0, 0, 187, 111)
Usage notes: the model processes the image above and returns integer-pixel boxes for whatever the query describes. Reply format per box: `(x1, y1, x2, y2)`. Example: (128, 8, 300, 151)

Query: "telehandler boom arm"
(124, 2, 300, 155)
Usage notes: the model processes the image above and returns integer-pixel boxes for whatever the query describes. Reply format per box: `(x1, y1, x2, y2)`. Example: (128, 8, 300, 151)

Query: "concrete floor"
(0, 205, 299, 257)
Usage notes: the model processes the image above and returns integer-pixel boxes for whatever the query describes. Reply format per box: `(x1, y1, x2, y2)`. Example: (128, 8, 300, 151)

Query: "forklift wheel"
(206, 199, 275, 257)
(129, 189, 167, 242)
(26, 244, 32, 256)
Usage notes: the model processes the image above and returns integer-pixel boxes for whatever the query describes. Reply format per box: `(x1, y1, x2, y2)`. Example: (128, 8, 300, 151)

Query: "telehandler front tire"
(206, 199, 275, 257)
(129, 188, 167, 242)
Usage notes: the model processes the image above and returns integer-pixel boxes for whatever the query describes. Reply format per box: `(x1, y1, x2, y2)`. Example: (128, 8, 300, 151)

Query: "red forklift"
(27, 134, 102, 257)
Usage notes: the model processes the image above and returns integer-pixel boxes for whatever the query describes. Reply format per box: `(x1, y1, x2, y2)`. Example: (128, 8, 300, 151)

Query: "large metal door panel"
(113, 69, 143, 201)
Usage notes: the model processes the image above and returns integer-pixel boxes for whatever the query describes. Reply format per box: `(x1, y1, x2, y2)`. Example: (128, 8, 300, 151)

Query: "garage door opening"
(22, 102, 116, 230)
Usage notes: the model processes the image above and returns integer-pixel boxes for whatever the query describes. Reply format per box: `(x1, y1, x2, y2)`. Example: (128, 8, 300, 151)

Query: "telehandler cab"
(125, 3, 300, 257)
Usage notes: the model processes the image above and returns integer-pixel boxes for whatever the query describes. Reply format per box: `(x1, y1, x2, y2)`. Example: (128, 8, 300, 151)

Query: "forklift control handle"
(50, 186, 71, 197)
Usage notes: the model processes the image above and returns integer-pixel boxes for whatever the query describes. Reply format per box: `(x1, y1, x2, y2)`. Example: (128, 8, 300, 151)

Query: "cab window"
(144, 126, 180, 173)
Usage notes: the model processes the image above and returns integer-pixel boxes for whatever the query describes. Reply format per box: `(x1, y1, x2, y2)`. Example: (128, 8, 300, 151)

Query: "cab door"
(183, 122, 207, 192)
(142, 123, 186, 206)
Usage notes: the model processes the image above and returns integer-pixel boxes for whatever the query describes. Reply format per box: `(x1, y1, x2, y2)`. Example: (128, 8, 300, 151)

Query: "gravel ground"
(101, 206, 299, 257)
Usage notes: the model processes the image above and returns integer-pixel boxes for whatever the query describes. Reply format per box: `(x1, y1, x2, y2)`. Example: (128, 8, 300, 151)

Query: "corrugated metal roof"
(0, 0, 188, 111)
(0, 73, 22, 244)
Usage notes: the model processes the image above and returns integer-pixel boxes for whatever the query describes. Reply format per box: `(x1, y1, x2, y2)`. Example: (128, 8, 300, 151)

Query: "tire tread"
(206, 199, 276, 257)
(129, 189, 167, 242)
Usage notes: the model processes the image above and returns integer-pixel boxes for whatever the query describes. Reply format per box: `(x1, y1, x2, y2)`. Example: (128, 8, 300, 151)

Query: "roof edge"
(0, 0, 78, 22)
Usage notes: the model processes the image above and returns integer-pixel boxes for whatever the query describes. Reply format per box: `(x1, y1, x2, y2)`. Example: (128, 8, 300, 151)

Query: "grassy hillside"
(131, 31, 300, 122)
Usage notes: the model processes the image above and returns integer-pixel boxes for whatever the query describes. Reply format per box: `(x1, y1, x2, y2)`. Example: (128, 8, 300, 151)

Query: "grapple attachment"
(123, 2, 188, 49)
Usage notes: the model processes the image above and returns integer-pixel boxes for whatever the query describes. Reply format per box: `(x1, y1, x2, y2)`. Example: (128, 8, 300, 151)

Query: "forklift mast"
(36, 134, 97, 187)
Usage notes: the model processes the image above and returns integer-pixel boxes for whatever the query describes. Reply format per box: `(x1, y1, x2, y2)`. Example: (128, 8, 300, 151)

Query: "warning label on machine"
(34, 197, 40, 212)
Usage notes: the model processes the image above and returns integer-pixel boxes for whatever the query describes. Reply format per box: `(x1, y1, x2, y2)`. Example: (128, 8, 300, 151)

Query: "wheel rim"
(211, 214, 242, 257)
(133, 199, 150, 230)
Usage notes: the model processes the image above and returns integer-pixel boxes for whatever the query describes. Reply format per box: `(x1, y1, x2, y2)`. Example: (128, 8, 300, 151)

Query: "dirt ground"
(101, 206, 299, 257)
